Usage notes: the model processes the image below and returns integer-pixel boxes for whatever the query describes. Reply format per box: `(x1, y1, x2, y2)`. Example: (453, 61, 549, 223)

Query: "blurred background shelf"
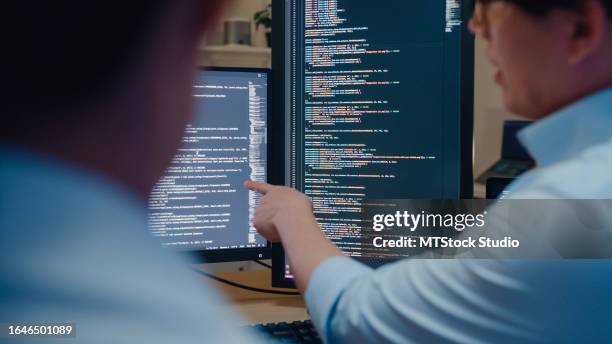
(198, 45, 271, 68)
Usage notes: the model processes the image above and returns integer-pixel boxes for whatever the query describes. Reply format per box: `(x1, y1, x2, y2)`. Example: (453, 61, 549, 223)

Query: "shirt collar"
(518, 87, 612, 168)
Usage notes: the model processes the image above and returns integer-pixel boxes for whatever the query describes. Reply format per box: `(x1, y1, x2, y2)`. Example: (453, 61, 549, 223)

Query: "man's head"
(470, 0, 612, 119)
(0, 1, 223, 198)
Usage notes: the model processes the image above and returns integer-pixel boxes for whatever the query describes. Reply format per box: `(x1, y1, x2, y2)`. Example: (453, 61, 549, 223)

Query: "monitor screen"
(148, 68, 270, 262)
(273, 0, 474, 285)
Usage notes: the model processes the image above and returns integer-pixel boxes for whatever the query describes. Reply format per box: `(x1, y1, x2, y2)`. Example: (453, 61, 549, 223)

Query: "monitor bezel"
(181, 66, 272, 263)
(271, 1, 475, 288)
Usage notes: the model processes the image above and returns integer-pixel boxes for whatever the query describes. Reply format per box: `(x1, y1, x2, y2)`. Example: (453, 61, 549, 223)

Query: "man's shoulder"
(0, 149, 260, 343)
(510, 138, 612, 199)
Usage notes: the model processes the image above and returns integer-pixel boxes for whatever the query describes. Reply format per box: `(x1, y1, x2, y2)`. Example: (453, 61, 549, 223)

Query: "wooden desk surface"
(206, 269, 309, 325)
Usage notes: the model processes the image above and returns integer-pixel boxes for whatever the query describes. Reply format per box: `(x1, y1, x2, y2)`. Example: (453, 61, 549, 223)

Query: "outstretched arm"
(244, 181, 543, 344)
(244, 180, 343, 292)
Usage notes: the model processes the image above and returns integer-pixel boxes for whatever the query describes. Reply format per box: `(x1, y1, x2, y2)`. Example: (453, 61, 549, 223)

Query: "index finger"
(244, 180, 273, 195)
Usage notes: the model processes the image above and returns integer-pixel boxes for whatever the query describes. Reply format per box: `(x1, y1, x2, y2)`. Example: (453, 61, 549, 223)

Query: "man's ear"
(566, 0, 608, 65)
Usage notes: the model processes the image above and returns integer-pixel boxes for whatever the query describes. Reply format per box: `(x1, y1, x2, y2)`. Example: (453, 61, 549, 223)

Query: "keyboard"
(252, 320, 322, 343)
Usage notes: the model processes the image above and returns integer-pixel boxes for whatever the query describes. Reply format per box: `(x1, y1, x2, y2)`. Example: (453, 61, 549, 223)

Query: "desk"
(205, 269, 309, 325)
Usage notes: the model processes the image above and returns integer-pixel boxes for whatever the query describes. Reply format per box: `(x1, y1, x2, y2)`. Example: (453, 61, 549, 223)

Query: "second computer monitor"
(272, 0, 475, 287)
(148, 67, 270, 263)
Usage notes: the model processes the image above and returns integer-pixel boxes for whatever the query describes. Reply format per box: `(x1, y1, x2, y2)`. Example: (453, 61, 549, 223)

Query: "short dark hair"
(478, 0, 612, 17)
(1, 2, 167, 119)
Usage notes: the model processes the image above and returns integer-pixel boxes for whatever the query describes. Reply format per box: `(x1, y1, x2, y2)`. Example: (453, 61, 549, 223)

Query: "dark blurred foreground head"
(0, 1, 223, 198)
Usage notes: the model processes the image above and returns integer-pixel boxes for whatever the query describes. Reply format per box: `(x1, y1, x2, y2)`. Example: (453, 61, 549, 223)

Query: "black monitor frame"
(270, 1, 475, 288)
(180, 67, 273, 263)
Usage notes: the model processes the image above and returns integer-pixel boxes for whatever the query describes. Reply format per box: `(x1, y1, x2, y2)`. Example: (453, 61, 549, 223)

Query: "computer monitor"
(271, 0, 475, 287)
(148, 67, 271, 263)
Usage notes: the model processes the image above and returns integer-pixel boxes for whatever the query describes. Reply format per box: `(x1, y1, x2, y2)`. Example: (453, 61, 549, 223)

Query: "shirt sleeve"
(305, 258, 544, 344)
(304, 256, 373, 341)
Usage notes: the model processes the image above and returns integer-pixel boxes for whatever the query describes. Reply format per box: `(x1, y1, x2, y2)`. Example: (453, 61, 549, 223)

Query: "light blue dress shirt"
(0, 148, 261, 343)
(305, 87, 612, 343)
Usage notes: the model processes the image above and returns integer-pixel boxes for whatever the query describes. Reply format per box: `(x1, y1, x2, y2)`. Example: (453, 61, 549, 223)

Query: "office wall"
(473, 38, 523, 181)
(204, 0, 272, 48)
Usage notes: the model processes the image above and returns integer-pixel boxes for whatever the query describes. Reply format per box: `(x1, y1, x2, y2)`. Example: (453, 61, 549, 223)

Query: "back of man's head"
(1, 1, 222, 128)
(1, 1, 223, 197)
(2, 2, 154, 123)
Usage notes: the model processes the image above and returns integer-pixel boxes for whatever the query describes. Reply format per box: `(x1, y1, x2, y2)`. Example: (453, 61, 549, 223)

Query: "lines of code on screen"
(287, 0, 464, 259)
(149, 70, 267, 251)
